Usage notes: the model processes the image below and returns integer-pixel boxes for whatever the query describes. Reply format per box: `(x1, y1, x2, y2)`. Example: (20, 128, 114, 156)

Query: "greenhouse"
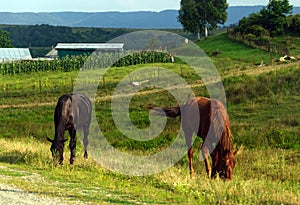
(0, 48, 32, 62)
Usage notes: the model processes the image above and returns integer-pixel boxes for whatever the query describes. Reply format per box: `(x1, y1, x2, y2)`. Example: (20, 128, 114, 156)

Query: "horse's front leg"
(68, 128, 77, 164)
(201, 143, 212, 178)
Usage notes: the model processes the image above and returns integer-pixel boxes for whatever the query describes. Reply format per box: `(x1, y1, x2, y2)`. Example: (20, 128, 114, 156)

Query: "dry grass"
(0, 138, 299, 204)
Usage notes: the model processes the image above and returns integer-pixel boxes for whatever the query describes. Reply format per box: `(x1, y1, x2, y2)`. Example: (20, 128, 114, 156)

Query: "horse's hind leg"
(184, 130, 194, 176)
(83, 127, 89, 158)
(68, 128, 77, 164)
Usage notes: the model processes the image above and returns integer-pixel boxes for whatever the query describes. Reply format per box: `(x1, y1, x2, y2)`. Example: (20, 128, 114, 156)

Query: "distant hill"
(0, 10, 180, 29)
(226, 6, 262, 25)
(0, 6, 299, 28)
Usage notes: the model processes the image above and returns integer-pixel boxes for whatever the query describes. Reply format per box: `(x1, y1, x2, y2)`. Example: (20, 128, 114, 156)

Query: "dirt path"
(0, 165, 84, 205)
(0, 102, 56, 109)
(0, 183, 71, 205)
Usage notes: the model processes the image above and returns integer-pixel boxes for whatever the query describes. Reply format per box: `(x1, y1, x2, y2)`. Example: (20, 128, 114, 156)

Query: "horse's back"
(54, 94, 92, 130)
(181, 97, 211, 137)
(71, 94, 92, 129)
(182, 97, 229, 140)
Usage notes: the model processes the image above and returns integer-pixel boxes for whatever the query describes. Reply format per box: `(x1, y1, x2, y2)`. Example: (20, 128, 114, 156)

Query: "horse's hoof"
(84, 152, 88, 158)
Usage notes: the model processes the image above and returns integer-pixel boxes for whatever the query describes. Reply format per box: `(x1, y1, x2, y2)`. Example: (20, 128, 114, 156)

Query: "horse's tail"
(146, 105, 181, 118)
(210, 100, 232, 151)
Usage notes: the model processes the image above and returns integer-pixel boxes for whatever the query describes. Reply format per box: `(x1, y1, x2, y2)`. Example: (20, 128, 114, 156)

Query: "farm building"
(45, 48, 58, 59)
(53, 43, 125, 58)
(0, 48, 32, 62)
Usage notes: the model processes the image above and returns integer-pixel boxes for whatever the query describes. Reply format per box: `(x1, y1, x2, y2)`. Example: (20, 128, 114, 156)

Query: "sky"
(0, 0, 299, 12)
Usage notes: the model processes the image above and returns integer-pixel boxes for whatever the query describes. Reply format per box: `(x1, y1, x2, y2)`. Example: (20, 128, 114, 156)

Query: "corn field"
(0, 51, 170, 75)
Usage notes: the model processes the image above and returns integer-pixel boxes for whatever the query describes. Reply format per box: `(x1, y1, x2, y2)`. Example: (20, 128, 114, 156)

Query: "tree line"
(0, 25, 130, 48)
(227, 0, 299, 56)
(232, 0, 299, 37)
(0, 25, 132, 57)
(0, 25, 197, 49)
(178, 0, 299, 38)
(0, 25, 197, 57)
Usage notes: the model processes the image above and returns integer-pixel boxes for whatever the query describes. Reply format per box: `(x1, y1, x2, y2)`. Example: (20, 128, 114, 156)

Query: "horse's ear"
(61, 139, 68, 144)
(233, 149, 239, 156)
(46, 137, 53, 143)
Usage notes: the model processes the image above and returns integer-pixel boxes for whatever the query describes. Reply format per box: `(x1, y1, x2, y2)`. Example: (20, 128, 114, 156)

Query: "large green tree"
(260, 0, 293, 36)
(233, 0, 293, 37)
(178, 0, 228, 39)
(0, 30, 12, 48)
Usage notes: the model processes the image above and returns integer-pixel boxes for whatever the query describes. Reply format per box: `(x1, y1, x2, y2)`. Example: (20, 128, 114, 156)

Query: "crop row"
(0, 51, 171, 75)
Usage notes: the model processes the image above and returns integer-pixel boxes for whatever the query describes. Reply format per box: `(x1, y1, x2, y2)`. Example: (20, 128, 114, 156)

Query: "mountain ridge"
(0, 6, 299, 28)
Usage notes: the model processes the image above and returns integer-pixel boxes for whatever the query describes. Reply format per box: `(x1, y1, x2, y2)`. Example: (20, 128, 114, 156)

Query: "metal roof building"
(54, 43, 125, 58)
(0, 48, 32, 62)
(45, 48, 58, 59)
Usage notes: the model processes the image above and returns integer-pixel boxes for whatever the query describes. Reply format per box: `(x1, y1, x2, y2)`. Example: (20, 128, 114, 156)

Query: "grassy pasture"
(0, 33, 299, 204)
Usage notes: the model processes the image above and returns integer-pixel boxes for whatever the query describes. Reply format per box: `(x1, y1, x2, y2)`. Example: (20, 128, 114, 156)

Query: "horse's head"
(46, 137, 67, 164)
(212, 149, 238, 180)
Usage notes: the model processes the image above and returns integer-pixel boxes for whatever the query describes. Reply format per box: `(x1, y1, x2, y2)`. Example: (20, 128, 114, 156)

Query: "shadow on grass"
(0, 150, 39, 165)
(0, 150, 27, 164)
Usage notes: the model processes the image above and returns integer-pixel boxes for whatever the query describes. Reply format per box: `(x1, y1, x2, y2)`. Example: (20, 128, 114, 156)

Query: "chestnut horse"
(148, 97, 237, 180)
(47, 94, 92, 165)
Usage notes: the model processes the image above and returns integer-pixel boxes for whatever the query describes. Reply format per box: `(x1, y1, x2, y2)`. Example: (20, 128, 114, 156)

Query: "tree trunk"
(205, 25, 208, 38)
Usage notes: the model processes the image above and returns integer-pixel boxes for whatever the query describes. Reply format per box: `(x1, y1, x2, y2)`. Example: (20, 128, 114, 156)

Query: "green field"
(0, 33, 299, 204)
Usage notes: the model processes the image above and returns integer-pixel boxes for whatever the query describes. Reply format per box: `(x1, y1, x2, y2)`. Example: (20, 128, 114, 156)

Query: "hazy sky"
(0, 0, 299, 12)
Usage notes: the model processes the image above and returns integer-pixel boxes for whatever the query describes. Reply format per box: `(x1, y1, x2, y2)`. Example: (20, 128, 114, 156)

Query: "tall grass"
(197, 33, 280, 67)
(0, 137, 299, 204)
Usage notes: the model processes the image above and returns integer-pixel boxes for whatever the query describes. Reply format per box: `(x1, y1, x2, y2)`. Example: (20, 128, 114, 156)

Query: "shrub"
(287, 14, 300, 36)
(249, 25, 268, 37)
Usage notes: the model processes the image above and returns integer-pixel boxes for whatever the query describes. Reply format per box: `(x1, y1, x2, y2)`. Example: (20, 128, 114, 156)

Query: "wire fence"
(227, 30, 290, 57)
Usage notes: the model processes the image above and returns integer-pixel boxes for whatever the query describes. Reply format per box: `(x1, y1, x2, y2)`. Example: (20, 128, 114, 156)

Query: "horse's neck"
(215, 140, 232, 156)
(54, 123, 66, 140)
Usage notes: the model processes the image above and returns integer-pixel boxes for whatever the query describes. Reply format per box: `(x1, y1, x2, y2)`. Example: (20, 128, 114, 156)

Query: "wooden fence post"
(71, 78, 74, 90)
(180, 65, 184, 77)
(128, 73, 133, 85)
(102, 75, 106, 88)
(39, 80, 42, 93)
(6, 84, 9, 96)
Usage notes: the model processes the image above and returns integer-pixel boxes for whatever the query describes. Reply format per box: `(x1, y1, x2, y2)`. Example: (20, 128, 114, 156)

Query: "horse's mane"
(54, 94, 72, 126)
(210, 99, 232, 153)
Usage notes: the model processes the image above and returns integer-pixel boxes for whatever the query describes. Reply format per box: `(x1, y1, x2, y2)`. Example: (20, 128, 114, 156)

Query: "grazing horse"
(148, 97, 237, 180)
(47, 94, 92, 165)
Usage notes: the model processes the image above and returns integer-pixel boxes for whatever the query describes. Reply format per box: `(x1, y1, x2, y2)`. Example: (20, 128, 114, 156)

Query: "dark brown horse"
(47, 94, 92, 165)
(148, 97, 237, 180)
